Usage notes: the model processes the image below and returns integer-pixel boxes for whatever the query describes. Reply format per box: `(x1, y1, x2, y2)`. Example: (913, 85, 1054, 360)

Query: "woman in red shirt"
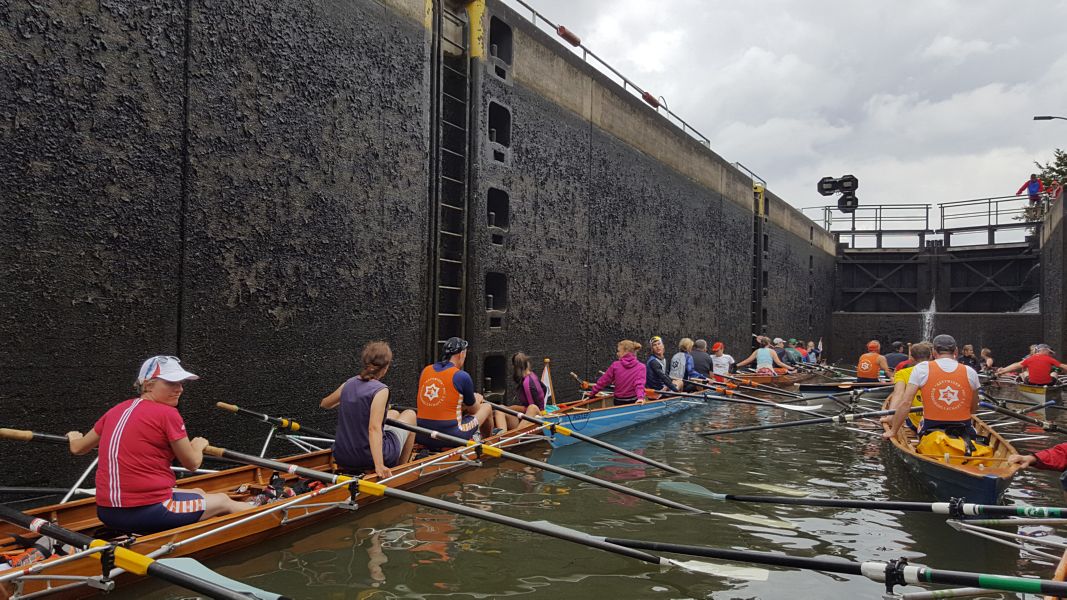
(66, 356, 250, 534)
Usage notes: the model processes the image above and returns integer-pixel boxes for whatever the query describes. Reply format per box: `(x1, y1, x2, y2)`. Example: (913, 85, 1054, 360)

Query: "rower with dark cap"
(416, 337, 506, 449)
(885, 341, 909, 372)
(856, 340, 891, 382)
(996, 343, 1067, 386)
(884, 334, 981, 444)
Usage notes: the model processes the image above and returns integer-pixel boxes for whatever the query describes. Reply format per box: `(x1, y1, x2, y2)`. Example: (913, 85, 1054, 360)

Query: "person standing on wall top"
(885, 341, 909, 371)
(587, 340, 646, 406)
(997, 344, 1067, 386)
(321, 341, 417, 479)
(710, 342, 735, 381)
(856, 340, 891, 382)
(1017, 173, 1045, 204)
(884, 334, 980, 440)
(690, 339, 715, 380)
(645, 335, 677, 392)
(66, 356, 252, 534)
(1050, 178, 1063, 203)
(669, 337, 706, 391)
(416, 337, 505, 450)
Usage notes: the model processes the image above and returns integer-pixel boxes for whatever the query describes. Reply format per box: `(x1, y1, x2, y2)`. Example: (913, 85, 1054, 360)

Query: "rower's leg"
(473, 402, 494, 436)
(184, 488, 251, 519)
(395, 409, 417, 464)
(493, 410, 508, 432)
(524, 404, 541, 418)
(504, 412, 520, 429)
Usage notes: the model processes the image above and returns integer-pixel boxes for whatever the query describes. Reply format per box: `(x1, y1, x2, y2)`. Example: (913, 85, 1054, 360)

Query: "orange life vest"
(417, 363, 462, 422)
(920, 361, 973, 422)
(856, 352, 881, 379)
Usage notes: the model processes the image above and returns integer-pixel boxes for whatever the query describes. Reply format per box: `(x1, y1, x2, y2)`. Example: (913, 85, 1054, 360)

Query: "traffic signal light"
(816, 175, 859, 214)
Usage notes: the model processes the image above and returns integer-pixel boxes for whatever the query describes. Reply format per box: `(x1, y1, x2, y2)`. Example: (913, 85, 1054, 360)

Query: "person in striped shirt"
(66, 356, 250, 534)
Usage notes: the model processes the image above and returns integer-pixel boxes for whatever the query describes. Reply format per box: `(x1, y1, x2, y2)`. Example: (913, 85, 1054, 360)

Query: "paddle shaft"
(682, 380, 777, 403)
(216, 402, 334, 439)
(699, 407, 920, 437)
(385, 419, 702, 513)
(977, 401, 1067, 433)
(700, 492, 1065, 517)
(0, 505, 265, 600)
(596, 535, 1067, 596)
(487, 402, 689, 475)
(657, 389, 778, 407)
(203, 446, 668, 566)
(0, 428, 70, 445)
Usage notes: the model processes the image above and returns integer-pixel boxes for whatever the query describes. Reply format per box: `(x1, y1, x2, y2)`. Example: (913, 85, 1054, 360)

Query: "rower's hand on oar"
(1007, 454, 1037, 468)
(636, 398, 646, 404)
(375, 464, 393, 479)
(191, 437, 209, 452)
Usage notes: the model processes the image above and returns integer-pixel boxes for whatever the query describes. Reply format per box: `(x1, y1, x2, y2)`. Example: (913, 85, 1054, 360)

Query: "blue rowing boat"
(542, 395, 697, 448)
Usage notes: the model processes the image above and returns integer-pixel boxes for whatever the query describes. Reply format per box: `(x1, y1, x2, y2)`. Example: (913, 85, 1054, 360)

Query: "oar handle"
(216, 402, 239, 413)
(215, 401, 336, 439)
(0, 427, 70, 445)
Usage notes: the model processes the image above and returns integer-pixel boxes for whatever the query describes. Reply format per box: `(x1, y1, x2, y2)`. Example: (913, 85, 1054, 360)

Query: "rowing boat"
(735, 371, 816, 387)
(542, 394, 697, 448)
(0, 397, 614, 598)
(798, 381, 895, 399)
(882, 398, 1020, 504)
(1046, 548, 1067, 600)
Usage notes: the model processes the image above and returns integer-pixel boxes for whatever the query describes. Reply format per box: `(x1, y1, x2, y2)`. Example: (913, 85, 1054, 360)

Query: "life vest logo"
(421, 379, 445, 407)
(859, 360, 872, 371)
(932, 382, 962, 409)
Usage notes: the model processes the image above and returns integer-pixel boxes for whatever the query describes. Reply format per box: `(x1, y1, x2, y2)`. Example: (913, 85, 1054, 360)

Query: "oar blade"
(655, 482, 795, 529)
(156, 558, 283, 600)
(708, 511, 796, 530)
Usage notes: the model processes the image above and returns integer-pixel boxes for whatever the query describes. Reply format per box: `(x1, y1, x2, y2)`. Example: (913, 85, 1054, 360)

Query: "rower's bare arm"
(368, 389, 391, 478)
(171, 436, 207, 471)
(996, 361, 1023, 375)
(319, 384, 344, 409)
(67, 430, 100, 455)
(736, 351, 756, 367)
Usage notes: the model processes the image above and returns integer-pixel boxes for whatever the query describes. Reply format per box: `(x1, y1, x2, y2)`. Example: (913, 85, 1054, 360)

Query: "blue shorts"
(416, 415, 480, 450)
(97, 490, 205, 534)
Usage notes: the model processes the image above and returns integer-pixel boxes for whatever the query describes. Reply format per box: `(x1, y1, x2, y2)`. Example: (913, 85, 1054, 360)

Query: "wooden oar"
(0, 428, 69, 445)
(385, 419, 704, 514)
(0, 504, 274, 600)
(487, 402, 689, 475)
(215, 403, 334, 439)
(699, 407, 921, 437)
(530, 522, 1067, 597)
(656, 481, 1063, 517)
(202, 445, 737, 572)
(977, 400, 1067, 434)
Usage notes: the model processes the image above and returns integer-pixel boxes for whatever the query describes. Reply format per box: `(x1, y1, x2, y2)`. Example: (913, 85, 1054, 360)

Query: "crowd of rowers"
(52, 332, 1067, 539)
(54, 332, 823, 537)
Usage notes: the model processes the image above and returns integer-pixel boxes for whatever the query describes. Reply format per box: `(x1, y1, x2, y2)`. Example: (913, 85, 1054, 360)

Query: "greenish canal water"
(124, 398, 1066, 600)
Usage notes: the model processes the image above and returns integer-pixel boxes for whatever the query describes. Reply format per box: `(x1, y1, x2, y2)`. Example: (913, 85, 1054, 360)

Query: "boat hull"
(542, 397, 696, 448)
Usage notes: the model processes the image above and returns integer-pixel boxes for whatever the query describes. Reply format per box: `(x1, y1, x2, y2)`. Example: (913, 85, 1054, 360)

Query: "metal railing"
(503, 0, 712, 148)
(802, 193, 1051, 248)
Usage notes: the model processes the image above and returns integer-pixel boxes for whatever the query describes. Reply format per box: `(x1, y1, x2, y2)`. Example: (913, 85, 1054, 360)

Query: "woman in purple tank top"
(321, 341, 417, 479)
(504, 352, 547, 429)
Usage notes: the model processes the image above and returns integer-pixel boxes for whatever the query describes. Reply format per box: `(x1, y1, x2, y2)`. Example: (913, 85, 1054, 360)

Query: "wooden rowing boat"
(799, 381, 895, 399)
(882, 398, 1020, 505)
(736, 371, 816, 387)
(542, 394, 697, 448)
(0, 396, 622, 598)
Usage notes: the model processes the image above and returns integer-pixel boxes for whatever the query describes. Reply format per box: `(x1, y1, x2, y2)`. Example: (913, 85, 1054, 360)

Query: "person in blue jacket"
(646, 336, 677, 392)
(669, 337, 706, 391)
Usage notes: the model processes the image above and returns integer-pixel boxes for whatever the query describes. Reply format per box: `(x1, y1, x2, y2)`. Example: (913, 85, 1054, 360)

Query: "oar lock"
(882, 557, 909, 594)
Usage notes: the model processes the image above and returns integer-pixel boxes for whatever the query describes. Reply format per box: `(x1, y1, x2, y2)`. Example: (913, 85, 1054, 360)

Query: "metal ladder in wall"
(428, 2, 472, 361)
(750, 185, 768, 341)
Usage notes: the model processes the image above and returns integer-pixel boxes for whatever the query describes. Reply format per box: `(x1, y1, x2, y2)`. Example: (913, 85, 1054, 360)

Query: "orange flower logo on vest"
(931, 382, 962, 410)
(421, 379, 445, 407)
(859, 360, 872, 371)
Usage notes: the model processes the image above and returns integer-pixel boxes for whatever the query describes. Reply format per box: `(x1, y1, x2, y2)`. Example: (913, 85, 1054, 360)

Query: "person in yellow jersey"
(856, 340, 891, 383)
(416, 337, 506, 450)
(881, 342, 933, 436)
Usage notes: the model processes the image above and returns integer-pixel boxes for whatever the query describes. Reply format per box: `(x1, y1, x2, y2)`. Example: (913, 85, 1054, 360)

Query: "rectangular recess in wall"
(488, 101, 512, 163)
(486, 272, 507, 311)
(483, 354, 506, 400)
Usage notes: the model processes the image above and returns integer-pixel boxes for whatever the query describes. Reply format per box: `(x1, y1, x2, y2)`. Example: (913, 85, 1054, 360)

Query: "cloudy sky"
(502, 0, 1067, 215)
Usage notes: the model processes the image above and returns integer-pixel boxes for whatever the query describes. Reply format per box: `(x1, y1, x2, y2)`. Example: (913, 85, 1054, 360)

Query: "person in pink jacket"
(586, 340, 646, 405)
